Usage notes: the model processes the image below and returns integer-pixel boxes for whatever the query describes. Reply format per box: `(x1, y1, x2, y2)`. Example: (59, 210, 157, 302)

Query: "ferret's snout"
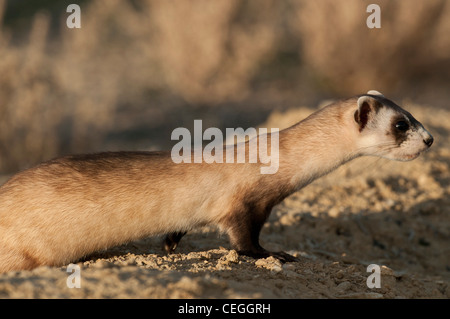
(424, 136, 434, 147)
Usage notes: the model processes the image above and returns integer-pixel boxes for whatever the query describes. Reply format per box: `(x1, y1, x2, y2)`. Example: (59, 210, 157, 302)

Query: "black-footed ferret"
(0, 91, 433, 273)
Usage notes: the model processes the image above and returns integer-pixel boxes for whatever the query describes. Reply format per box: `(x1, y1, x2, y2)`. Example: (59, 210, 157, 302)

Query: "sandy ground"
(0, 102, 449, 299)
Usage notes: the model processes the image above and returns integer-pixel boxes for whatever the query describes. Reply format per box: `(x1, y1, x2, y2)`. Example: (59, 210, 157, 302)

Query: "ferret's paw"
(162, 231, 187, 254)
(270, 251, 298, 263)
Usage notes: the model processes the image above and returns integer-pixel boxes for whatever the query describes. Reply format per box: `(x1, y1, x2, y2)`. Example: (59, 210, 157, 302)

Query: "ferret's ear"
(367, 90, 384, 97)
(354, 96, 376, 132)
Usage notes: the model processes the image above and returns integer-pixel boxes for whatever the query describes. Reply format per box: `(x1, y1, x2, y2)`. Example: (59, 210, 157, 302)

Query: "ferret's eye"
(395, 120, 409, 131)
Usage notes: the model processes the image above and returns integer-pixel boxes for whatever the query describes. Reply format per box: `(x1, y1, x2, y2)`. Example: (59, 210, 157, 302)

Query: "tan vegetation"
(293, 0, 450, 94)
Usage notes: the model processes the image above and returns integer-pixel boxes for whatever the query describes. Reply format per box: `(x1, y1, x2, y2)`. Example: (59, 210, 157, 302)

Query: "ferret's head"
(354, 90, 433, 161)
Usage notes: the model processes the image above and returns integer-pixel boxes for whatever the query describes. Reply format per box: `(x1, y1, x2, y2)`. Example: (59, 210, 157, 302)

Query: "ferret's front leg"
(224, 207, 298, 263)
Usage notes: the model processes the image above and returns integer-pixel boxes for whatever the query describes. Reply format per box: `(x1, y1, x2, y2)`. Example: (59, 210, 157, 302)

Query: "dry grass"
(292, 0, 450, 94)
(0, 0, 449, 173)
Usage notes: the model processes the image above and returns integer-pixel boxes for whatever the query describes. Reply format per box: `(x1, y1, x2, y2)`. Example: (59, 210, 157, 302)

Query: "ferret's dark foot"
(270, 251, 298, 263)
(238, 249, 298, 263)
(163, 232, 187, 254)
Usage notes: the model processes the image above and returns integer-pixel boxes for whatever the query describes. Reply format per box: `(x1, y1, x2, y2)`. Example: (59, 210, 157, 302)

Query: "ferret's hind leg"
(163, 231, 187, 254)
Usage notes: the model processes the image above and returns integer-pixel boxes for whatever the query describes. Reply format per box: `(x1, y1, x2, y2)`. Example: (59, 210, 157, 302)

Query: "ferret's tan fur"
(0, 91, 433, 273)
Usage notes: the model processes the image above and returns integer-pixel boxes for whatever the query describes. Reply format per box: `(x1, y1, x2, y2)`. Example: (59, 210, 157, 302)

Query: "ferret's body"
(0, 91, 433, 272)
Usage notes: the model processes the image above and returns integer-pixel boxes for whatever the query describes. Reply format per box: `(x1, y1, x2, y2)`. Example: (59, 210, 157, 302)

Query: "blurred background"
(0, 0, 449, 174)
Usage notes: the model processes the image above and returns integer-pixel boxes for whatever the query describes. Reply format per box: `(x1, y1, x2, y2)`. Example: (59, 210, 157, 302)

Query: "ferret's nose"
(424, 136, 434, 147)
